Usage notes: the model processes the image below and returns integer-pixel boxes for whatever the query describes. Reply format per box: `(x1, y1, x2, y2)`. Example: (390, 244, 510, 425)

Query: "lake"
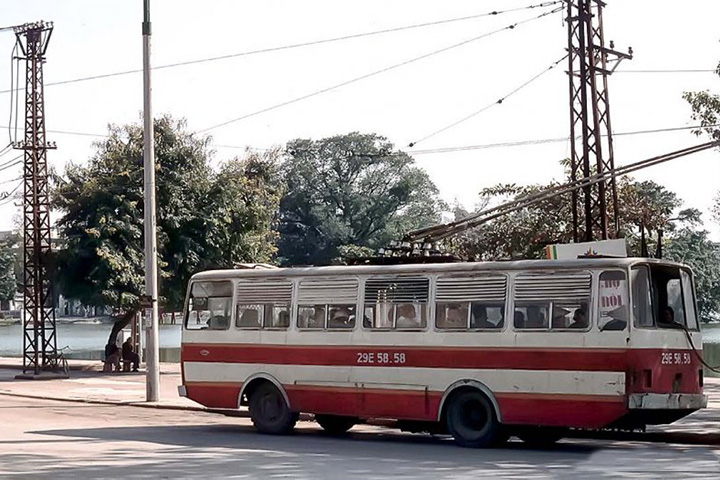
(1, 321, 720, 375)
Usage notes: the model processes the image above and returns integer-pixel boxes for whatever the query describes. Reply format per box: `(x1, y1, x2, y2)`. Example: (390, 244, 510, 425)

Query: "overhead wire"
(0, 181, 22, 206)
(409, 123, 720, 155)
(408, 54, 569, 147)
(200, 4, 565, 133)
(0, 1, 564, 96)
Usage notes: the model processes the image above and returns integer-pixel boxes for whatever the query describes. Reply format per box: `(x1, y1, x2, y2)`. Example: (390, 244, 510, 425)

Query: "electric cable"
(200, 4, 565, 133)
(682, 325, 720, 374)
(0, 175, 21, 185)
(0, 181, 22, 205)
(0, 154, 23, 171)
(409, 123, 720, 155)
(0, 1, 564, 96)
(408, 54, 569, 147)
(8, 42, 16, 144)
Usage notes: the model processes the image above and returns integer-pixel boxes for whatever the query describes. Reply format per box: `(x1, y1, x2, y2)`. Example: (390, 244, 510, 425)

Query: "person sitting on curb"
(103, 342, 121, 372)
(122, 338, 140, 372)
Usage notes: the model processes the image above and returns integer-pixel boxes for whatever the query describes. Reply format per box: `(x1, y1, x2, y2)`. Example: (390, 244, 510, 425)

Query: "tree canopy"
(53, 115, 281, 319)
(277, 132, 446, 266)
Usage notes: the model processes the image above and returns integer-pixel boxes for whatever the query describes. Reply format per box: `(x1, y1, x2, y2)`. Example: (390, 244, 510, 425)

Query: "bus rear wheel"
(315, 414, 357, 434)
(445, 390, 499, 448)
(249, 383, 298, 435)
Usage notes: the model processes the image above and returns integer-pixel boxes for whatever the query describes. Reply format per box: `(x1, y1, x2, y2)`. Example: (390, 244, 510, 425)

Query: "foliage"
(683, 61, 720, 142)
(276, 132, 446, 266)
(53, 116, 281, 325)
(449, 172, 681, 261)
(0, 235, 18, 304)
(664, 224, 720, 323)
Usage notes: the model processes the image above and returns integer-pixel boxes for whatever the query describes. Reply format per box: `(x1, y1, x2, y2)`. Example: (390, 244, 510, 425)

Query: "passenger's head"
(398, 304, 416, 319)
(573, 308, 587, 326)
(661, 306, 675, 323)
(446, 306, 465, 326)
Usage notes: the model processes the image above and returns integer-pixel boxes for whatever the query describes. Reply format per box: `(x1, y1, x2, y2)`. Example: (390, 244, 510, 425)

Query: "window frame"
(362, 276, 430, 331)
(184, 280, 234, 331)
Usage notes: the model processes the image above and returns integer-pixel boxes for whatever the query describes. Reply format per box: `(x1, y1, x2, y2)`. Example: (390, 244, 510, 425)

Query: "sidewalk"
(0, 356, 229, 413)
(0, 356, 718, 444)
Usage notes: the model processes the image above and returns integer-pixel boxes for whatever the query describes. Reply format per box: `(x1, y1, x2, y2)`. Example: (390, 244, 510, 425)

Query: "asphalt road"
(1, 395, 719, 479)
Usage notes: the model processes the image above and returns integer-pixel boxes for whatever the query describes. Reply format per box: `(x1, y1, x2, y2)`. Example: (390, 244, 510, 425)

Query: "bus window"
(632, 266, 654, 328)
(265, 305, 291, 329)
(364, 277, 429, 330)
(514, 304, 550, 329)
(681, 270, 699, 330)
(298, 305, 326, 329)
(599, 271, 629, 331)
(646, 264, 690, 329)
(514, 272, 591, 331)
(436, 303, 469, 329)
(236, 304, 263, 328)
(186, 281, 232, 330)
(327, 305, 356, 329)
(470, 304, 504, 329)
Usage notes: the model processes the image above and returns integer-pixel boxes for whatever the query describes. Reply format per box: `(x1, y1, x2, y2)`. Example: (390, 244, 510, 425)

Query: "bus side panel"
(497, 394, 627, 429)
(626, 347, 703, 395)
(184, 381, 242, 409)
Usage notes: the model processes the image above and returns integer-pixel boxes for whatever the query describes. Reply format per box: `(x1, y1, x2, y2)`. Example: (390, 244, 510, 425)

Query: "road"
(1, 396, 719, 479)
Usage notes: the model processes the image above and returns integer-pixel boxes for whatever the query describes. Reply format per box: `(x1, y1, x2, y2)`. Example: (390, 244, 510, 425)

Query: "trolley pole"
(142, 0, 160, 402)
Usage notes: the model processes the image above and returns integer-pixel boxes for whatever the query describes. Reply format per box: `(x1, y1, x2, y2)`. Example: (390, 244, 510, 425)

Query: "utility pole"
(13, 21, 65, 378)
(567, 0, 632, 242)
(142, 0, 160, 401)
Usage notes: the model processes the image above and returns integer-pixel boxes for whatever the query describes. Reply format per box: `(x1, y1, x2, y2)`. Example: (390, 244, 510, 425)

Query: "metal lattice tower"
(12, 21, 59, 375)
(567, 0, 631, 242)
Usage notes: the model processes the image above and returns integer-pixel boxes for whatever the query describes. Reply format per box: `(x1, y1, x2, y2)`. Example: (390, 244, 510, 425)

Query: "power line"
(409, 123, 720, 155)
(0, 181, 22, 205)
(0, 1, 563, 96)
(200, 4, 565, 133)
(615, 69, 716, 74)
(408, 54, 568, 147)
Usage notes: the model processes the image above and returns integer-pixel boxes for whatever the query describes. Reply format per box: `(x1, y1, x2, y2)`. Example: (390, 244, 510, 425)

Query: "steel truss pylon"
(566, 0, 632, 242)
(13, 21, 59, 375)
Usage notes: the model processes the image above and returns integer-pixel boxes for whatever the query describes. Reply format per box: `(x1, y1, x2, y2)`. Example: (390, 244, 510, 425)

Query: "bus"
(178, 258, 707, 447)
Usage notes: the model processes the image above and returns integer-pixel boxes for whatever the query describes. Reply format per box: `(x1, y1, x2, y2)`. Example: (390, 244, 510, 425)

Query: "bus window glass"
(665, 279, 686, 327)
(264, 305, 290, 329)
(470, 304, 504, 329)
(599, 271, 629, 331)
(186, 281, 232, 330)
(551, 303, 590, 330)
(436, 303, 469, 329)
(236, 305, 263, 328)
(681, 270, 699, 330)
(327, 305, 356, 329)
(364, 277, 429, 330)
(298, 305, 326, 329)
(514, 304, 550, 329)
(632, 266, 654, 327)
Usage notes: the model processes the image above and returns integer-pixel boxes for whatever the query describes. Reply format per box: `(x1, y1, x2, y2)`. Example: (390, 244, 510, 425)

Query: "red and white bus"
(179, 258, 707, 447)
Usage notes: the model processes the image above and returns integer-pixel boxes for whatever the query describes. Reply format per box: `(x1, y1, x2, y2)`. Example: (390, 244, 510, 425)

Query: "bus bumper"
(628, 393, 707, 410)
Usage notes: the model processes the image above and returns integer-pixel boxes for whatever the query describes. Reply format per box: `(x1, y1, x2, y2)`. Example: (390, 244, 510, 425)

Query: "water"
(1, 321, 719, 373)
(0, 322, 182, 363)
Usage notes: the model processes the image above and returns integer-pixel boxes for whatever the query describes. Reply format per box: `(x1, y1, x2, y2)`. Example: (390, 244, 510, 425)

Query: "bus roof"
(190, 257, 690, 281)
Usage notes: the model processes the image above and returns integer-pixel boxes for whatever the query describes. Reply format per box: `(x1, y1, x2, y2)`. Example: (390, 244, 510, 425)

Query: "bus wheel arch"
(239, 373, 290, 409)
(439, 380, 504, 448)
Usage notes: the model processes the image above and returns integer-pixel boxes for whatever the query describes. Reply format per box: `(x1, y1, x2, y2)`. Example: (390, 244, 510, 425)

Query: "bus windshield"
(631, 264, 698, 330)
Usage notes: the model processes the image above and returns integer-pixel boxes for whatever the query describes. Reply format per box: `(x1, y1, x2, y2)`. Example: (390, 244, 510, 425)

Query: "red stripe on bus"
(182, 343, 629, 371)
(183, 381, 626, 428)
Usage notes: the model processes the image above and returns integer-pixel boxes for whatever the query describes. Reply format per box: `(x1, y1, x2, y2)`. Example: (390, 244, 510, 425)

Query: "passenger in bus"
(396, 304, 420, 328)
(659, 306, 681, 328)
(328, 306, 353, 328)
(526, 305, 546, 328)
(470, 305, 495, 329)
(238, 307, 260, 328)
(513, 310, 526, 328)
(443, 305, 467, 328)
(568, 308, 588, 329)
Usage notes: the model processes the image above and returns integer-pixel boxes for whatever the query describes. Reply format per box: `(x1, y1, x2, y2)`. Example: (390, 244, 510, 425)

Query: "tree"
(683, 61, 720, 143)
(450, 172, 681, 261)
(277, 132, 446, 266)
(0, 235, 18, 308)
(53, 116, 281, 344)
(664, 223, 720, 323)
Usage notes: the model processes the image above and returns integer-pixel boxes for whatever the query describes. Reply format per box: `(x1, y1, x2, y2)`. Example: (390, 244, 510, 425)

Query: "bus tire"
(249, 382, 298, 435)
(445, 390, 499, 448)
(315, 414, 357, 434)
(516, 427, 563, 447)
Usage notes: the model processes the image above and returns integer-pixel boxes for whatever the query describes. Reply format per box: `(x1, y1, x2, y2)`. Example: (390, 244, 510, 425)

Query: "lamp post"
(142, 0, 160, 402)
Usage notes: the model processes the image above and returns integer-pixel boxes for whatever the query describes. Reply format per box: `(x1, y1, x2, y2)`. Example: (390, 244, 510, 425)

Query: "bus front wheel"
(249, 382, 298, 434)
(315, 414, 357, 434)
(445, 390, 499, 448)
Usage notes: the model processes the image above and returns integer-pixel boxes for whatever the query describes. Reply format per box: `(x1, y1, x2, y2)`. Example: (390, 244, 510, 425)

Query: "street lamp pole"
(142, 0, 160, 402)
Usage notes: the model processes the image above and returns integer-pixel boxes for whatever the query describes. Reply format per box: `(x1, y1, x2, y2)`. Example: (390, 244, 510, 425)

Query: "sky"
(1, 0, 719, 241)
